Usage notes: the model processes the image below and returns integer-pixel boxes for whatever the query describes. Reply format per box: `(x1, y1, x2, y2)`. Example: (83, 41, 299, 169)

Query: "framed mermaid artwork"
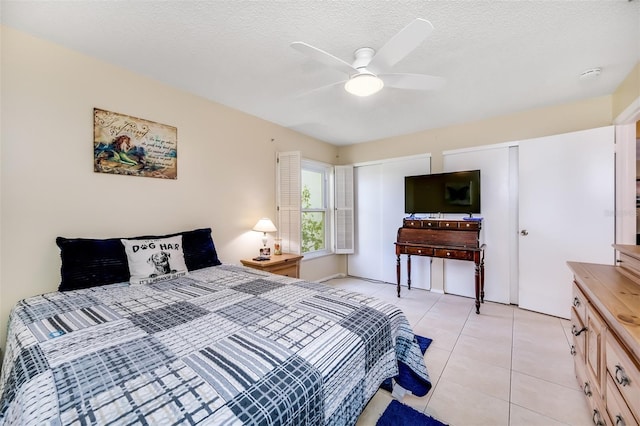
(93, 108, 177, 179)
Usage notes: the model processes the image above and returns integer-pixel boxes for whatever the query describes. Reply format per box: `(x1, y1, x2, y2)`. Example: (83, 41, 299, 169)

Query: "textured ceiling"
(2, 1, 639, 145)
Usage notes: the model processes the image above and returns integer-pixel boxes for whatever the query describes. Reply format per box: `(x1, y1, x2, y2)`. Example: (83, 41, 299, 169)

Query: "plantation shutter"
(334, 165, 354, 254)
(276, 151, 301, 255)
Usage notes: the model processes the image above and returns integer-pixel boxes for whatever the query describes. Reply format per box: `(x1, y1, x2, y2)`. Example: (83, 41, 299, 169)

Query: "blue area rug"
(380, 334, 432, 393)
(377, 400, 448, 426)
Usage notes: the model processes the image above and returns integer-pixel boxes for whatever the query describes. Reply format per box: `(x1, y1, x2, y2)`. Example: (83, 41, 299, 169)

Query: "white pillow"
(121, 235, 188, 284)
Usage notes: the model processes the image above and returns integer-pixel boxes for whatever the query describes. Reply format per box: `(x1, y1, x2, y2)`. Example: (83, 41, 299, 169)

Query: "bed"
(0, 228, 431, 425)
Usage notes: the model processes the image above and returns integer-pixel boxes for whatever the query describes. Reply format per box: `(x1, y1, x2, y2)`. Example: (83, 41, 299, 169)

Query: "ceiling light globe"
(344, 73, 384, 97)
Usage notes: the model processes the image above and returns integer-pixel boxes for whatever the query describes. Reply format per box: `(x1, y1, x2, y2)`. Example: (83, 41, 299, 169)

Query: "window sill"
(301, 250, 334, 261)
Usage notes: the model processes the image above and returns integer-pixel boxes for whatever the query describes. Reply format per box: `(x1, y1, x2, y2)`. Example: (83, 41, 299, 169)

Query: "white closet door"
(443, 145, 513, 304)
(380, 159, 431, 288)
(349, 156, 430, 287)
(519, 126, 615, 319)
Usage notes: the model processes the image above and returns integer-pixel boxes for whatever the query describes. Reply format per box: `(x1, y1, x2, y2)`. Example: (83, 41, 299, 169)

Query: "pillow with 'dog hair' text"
(121, 235, 188, 284)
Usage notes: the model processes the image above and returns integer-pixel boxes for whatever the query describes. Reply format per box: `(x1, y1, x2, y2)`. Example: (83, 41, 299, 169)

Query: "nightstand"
(240, 253, 303, 278)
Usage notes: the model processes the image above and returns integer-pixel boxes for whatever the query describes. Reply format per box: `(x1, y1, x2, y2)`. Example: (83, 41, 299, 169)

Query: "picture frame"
(260, 247, 271, 257)
(94, 108, 178, 179)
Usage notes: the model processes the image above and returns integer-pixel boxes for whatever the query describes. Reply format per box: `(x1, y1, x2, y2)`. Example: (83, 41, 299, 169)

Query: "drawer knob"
(572, 325, 587, 336)
(583, 382, 592, 397)
(427, 222, 432, 226)
(615, 365, 630, 386)
(445, 223, 450, 227)
(592, 409, 604, 426)
(418, 250, 422, 254)
(615, 415, 626, 426)
(573, 297, 581, 307)
(446, 252, 451, 256)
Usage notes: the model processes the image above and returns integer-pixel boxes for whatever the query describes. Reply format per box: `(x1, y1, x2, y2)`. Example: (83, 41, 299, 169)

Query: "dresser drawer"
(571, 306, 586, 363)
(606, 374, 639, 426)
(619, 253, 640, 278)
(403, 246, 434, 256)
(572, 282, 588, 325)
(576, 358, 607, 426)
(434, 248, 474, 261)
(586, 305, 606, 393)
(606, 334, 640, 421)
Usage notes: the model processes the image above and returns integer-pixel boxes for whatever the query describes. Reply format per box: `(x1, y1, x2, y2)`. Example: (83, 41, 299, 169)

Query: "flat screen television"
(404, 170, 481, 215)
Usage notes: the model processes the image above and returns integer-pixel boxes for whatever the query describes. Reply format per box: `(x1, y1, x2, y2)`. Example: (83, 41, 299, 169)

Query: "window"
(276, 151, 353, 259)
(301, 160, 331, 256)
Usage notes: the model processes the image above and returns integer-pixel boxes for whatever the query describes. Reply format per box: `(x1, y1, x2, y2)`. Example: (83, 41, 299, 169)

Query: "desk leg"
(480, 253, 485, 303)
(474, 261, 481, 314)
(407, 255, 412, 290)
(396, 255, 401, 297)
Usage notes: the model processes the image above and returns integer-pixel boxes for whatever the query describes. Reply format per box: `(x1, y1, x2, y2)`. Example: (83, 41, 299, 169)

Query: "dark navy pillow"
(56, 236, 129, 292)
(57, 228, 221, 291)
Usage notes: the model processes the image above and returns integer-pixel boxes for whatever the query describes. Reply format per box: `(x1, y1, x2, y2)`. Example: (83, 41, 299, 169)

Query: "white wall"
(0, 26, 342, 350)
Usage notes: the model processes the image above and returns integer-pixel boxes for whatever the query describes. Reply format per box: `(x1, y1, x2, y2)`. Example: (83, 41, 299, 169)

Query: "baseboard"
(429, 288, 445, 294)
(315, 273, 346, 283)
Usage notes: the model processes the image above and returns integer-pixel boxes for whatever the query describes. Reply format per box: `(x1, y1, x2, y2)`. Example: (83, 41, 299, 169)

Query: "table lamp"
(252, 218, 277, 258)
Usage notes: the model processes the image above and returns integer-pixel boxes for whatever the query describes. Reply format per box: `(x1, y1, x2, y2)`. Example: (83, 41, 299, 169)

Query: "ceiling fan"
(291, 18, 445, 97)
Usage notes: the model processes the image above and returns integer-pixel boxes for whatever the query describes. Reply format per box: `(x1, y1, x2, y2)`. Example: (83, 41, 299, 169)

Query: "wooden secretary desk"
(395, 218, 486, 314)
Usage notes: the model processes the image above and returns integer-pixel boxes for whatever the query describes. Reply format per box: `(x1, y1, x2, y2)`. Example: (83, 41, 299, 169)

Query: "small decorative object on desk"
(274, 238, 282, 255)
(259, 247, 271, 259)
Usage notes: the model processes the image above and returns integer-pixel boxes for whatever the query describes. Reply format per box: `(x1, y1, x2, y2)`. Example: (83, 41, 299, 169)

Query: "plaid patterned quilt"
(0, 265, 431, 425)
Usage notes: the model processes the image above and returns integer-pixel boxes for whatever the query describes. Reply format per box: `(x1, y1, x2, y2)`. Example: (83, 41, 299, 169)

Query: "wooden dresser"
(395, 218, 485, 313)
(567, 244, 640, 426)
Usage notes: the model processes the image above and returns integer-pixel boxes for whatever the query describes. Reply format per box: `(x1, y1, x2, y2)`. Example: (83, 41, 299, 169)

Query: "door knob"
(520, 230, 529, 236)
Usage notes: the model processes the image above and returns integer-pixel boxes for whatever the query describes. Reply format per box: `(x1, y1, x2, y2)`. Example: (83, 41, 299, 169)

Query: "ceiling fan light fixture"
(344, 73, 384, 97)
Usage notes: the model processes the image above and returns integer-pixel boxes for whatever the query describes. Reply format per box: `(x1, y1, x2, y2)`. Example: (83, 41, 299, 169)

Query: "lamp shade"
(252, 218, 277, 233)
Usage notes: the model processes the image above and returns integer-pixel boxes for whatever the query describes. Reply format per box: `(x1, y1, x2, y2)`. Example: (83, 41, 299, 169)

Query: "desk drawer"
(269, 264, 298, 277)
(403, 220, 423, 228)
(434, 248, 474, 261)
(460, 221, 481, 230)
(403, 246, 434, 256)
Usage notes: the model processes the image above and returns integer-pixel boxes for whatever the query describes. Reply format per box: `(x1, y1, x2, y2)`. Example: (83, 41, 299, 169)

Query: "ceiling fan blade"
(367, 18, 434, 74)
(381, 73, 446, 91)
(291, 41, 357, 75)
(290, 79, 348, 99)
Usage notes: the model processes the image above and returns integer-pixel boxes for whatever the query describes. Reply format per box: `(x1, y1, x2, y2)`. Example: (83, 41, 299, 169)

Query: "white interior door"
(518, 126, 615, 319)
(443, 144, 514, 304)
(349, 165, 383, 280)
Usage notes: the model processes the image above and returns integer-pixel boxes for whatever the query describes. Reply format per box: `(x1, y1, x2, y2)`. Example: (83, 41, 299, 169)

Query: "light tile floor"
(324, 277, 592, 426)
